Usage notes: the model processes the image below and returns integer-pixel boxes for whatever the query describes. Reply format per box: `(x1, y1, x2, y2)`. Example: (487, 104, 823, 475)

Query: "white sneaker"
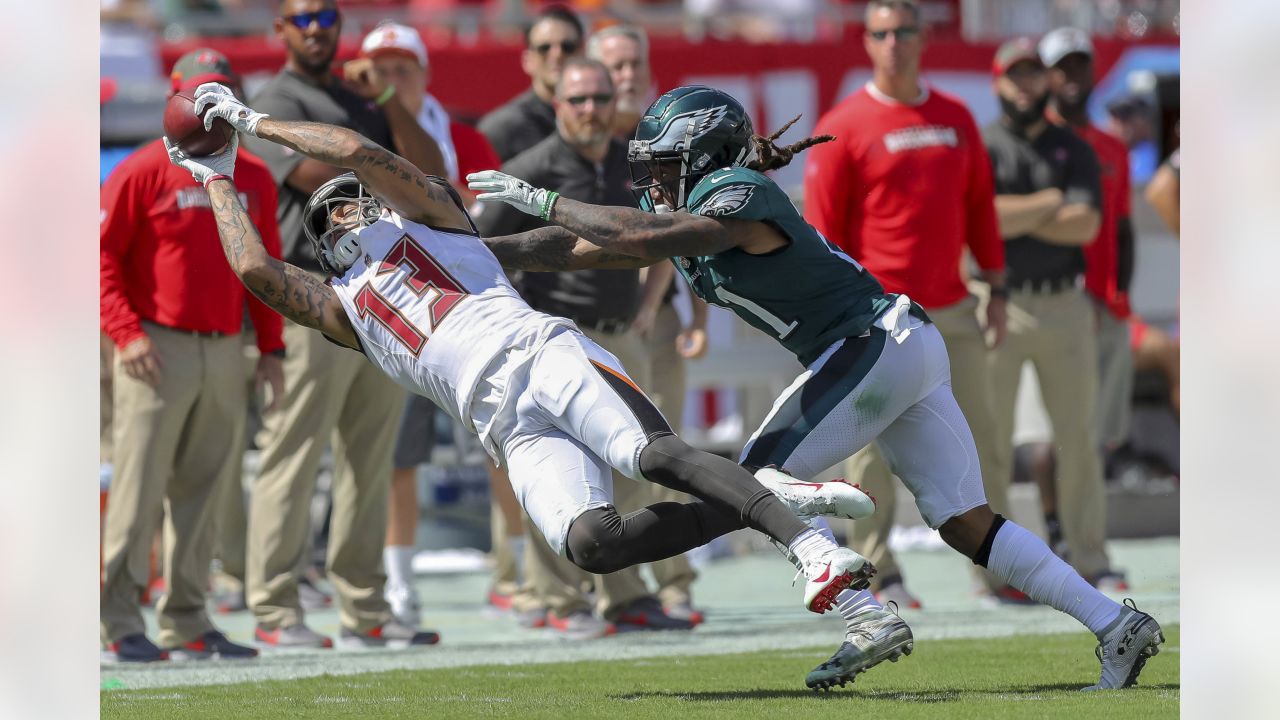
(754, 468, 876, 521)
(806, 604, 915, 691)
(801, 547, 876, 614)
(1084, 599, 1164, 690)
(384, 581, 421, 628)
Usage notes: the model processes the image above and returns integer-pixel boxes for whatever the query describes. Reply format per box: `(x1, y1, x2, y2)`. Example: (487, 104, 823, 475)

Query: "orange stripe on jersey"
(590, 360, 642, 394)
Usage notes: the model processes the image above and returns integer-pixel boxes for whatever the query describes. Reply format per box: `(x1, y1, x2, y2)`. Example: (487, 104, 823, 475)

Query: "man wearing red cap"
(100, 49, 279, 662)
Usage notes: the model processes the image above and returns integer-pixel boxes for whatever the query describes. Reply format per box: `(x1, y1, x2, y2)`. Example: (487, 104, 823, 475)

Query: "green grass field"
(102, 625, 1178, 719)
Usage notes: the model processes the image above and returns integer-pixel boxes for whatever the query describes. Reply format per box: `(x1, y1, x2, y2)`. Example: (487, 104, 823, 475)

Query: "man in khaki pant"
(802, 0, 1006, 608)
(240, 0, 445, 649)
(99, 49, 281, 662)
(982, 39, 1113, 593)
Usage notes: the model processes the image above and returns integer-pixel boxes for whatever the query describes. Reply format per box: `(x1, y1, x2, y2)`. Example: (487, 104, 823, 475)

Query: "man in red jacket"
(99, 49, 282, 662)
(803, 0, 1006, 610)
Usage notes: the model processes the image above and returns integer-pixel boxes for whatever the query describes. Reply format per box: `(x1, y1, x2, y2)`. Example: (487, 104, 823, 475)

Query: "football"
(163, 91, 233, 156)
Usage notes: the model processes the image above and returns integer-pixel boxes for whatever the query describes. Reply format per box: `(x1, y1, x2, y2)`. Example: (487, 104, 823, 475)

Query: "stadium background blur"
(95, 0, 1181, 699)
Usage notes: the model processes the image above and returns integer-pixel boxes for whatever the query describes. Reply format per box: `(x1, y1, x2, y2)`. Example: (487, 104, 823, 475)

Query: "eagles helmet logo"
(696, 185, 755, 217)
(647, 105, 730, 152)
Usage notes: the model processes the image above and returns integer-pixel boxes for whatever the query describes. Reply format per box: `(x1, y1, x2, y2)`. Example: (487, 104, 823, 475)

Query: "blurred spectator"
(982, 38, 1118, 596)
(684, 0, 823, 42)
(475, 57, 695, 632)
(471, 3, 599, 629)
(360, 20, 503, 208)
(100, 49, 276, 663)
(239, 0, 443, 650)
(589, 24, 709, 622)
(478, 4, 585, 161)
(1145, 147, 1179, 236)
(359, 20, 505, 626)
(1106, 94, 1159, 183)
(804, 0, 1004, 610)
(1038, 28, 1136, 588)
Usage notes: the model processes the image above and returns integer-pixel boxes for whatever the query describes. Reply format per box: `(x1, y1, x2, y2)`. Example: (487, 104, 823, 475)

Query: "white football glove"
(193, 82, 268, 136)
(164, 133, 239, 187)
(466, 170, 559, 220)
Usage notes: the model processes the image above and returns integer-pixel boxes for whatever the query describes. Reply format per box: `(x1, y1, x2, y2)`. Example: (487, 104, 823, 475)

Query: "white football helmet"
(303, 172, 383, 275)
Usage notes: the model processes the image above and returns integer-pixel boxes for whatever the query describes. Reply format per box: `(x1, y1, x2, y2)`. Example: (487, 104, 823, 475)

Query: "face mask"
(1000, 93, 1049, 135)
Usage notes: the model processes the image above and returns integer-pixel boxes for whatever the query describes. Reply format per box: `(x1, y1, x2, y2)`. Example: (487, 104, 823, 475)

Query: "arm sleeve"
(1063, 137, 1103, 210)
(241, 89, 307, 188)
(802, 129, 862, 258)
(246, 172, 287, 354)
(99, 162, 147, 349)
(962, 115, 1004, 271)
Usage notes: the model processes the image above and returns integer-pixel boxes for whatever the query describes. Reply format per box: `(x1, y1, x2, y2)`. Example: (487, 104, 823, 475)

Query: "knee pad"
(564, 506, 626, 575)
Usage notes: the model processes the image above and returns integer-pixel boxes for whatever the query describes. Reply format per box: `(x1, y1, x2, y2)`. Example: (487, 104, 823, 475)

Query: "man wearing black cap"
(100, 49, 278, 662)
(981, 38, 1111, 600)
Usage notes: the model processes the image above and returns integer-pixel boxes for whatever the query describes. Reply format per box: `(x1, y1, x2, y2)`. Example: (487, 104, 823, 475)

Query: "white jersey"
(330, 210, 572, 435)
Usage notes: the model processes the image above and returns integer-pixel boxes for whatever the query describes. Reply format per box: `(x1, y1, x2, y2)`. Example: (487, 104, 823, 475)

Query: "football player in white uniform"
(166, 83, 882, 626)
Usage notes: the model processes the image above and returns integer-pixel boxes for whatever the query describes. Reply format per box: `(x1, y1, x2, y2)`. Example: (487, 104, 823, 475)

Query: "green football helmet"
(628, 85, 754, 212)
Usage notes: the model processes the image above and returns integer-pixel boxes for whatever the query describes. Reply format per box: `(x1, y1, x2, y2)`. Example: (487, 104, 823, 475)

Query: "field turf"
(102, 625, 1178, 719)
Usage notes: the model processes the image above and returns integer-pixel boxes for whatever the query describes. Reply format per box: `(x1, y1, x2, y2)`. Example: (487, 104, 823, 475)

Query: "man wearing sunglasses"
(475, 57, 696, 634)
(239, 0, 446, 651)
(804, 0, 1004, 618)
(478, 4, 584, 162)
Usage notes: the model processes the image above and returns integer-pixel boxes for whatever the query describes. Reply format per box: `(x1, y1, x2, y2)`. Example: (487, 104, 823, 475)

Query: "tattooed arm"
(483, 226, 659, 271)
(253, 118, 472, 233)
(545, 197, 786, 257)
(205, 178, 360, 350)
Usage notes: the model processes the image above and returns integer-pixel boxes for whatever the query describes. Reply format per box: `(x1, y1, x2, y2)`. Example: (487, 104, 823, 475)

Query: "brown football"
(163, 91, 233, 156)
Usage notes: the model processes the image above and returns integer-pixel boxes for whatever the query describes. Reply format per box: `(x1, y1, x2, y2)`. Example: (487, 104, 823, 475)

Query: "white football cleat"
(802, 547, 876, 614)
(755, 467, 877, 521)
(1084, 599, 1164, 690)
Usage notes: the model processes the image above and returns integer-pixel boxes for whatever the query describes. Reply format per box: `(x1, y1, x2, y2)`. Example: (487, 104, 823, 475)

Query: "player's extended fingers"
(194, 82, 231, 99)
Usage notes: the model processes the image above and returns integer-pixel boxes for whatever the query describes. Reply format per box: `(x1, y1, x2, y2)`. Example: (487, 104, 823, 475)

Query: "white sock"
(787, 527, 839, 575)
(509, 535, 528, 583)
(835, 588, 882, 628)
(986, 520, 1122, 636)
(384, 545, 415, 589)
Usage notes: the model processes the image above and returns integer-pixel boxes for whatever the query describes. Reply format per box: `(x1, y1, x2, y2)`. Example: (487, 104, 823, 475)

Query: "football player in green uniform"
(468, 85, 1162, 692)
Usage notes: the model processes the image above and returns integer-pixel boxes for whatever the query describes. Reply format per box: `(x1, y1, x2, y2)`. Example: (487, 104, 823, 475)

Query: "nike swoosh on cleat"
(813, 565, 831, 583)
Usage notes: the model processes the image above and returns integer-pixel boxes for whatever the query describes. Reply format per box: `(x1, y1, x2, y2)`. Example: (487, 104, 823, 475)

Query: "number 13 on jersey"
(353, 235, 470, 355)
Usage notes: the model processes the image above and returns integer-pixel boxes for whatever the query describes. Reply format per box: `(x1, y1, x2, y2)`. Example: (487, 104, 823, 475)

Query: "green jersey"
(675, 167, 891, 366)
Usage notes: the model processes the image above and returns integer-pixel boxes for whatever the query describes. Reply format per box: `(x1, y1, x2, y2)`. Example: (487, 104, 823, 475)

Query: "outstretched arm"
(467, 170, 780, 257)
(484, 226, 658, 271)
(195, 84, 469, 232)
(206, 178, 360, 350)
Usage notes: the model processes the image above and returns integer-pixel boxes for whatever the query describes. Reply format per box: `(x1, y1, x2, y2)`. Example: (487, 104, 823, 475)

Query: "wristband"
(375, 85, 396, 106)
(204, 174, 232, 187)
(988, 285, 1009, 300)
(540, 190, 560, 221)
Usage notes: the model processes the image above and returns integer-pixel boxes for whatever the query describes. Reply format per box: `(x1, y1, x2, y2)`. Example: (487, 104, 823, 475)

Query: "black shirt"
(983, 121, 1102, 286)
(475, 133, 641, 326)
(244, 69, 393, 272)
(477, 89, 558, 162)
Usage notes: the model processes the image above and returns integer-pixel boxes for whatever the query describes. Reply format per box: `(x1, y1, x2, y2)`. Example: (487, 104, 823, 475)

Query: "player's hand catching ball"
(467, 170, 559, 220)
(193, 82, 268, 136)
(165, 133, 239, 187)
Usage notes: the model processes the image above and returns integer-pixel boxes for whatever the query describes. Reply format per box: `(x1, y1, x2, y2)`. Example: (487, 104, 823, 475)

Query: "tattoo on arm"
(256, 119, 460, 221)
(484, 226, 651, 271)
(206, 181, 355, 344)
(548, 197, 737, 258)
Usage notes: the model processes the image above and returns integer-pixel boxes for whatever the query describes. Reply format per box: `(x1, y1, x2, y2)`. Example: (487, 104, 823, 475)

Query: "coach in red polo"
(99, 49, 281, 662)
(803, 0, 1005, 608)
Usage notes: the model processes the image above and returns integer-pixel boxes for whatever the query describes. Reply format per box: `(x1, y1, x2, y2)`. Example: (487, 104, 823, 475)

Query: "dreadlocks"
(745, 115, 835, 173)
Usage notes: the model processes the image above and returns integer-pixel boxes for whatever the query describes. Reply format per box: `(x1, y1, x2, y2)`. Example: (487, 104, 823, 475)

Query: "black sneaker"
(105, 633, 169, 663)
(168, 630, 259, 660)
